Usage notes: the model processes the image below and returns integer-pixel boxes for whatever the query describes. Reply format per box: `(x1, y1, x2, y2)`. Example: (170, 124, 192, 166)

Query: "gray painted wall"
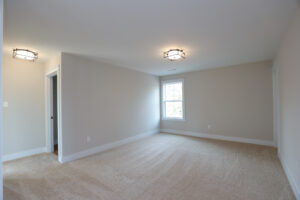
(60, 53, 160, 157)
(2, 55, 46, 156)
(160, 61, 274, 142)
(275, 6, 300, 199)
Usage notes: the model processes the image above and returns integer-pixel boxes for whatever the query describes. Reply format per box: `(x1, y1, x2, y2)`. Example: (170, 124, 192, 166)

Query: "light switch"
(3, 101, 8, 108)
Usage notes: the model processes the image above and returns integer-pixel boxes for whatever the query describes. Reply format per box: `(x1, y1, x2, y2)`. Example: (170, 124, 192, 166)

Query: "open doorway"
(46, 68, 62, 162)
(52, 75, 58, 155)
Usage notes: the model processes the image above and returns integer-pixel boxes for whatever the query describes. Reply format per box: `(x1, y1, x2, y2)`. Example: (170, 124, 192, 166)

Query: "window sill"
(162, 118, 185, 121)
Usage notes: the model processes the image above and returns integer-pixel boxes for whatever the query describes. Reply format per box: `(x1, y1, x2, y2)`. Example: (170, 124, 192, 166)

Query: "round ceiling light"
(13, 49, 38, 61)
(163, 49, 185, 61)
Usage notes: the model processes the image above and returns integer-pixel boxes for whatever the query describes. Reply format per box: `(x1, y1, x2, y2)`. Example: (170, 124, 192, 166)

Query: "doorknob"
(51, 116, 54, 119)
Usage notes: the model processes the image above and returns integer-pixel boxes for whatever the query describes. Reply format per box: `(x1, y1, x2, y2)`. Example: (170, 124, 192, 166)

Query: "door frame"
(272, 60, 280, 153)
(45, 67, 63, 162)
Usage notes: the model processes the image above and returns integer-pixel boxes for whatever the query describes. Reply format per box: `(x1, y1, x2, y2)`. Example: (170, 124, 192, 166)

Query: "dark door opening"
(52, 75, 58, 156)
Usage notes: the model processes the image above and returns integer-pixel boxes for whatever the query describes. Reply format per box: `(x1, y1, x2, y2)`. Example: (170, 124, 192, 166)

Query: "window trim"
(161, 78, 185, 121)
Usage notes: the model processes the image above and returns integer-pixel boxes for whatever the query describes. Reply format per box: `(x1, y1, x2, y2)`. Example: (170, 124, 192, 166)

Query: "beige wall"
(2, 54, 46, 156)
(160, 61, 274, 142)
(275, 7, 300, 199)
(45, 53, 61, 73)
(60, 53, 160, 157)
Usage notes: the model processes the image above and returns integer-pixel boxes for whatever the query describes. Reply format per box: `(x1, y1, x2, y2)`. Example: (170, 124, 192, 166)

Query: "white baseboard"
(279, 155, 300, 200)
(160, 129, 275, 147)
(60, 129, 159, 163)
(2, 147, 47, 162)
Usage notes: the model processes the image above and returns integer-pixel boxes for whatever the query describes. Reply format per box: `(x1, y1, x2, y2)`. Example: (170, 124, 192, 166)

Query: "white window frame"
(161, 79, 185, 121)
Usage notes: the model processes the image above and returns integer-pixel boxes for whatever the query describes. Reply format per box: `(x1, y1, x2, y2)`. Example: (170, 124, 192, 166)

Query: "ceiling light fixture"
(163, 49, 185, 61)
(13, 49, 38, 61)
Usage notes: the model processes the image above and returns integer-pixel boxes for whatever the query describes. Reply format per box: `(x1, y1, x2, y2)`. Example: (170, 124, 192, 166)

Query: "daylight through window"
(162, 79, 184, 120)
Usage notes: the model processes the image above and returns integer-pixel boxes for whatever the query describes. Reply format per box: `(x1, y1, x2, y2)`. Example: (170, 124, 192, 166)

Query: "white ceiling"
(4, 0, 299, 76)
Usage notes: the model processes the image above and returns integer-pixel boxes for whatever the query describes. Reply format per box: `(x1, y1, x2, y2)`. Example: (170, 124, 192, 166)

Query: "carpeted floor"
(3, 133, 295, 200)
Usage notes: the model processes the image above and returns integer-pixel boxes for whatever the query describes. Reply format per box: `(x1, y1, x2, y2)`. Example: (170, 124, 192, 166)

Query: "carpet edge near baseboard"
(160, 129, 275, 147)
(60, 129, 159, 163)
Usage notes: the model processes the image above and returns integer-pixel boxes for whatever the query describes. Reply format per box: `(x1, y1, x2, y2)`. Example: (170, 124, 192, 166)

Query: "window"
(162, 79, 184, 120)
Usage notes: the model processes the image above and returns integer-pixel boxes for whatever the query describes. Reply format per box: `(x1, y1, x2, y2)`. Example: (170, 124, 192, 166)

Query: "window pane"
(165, 82, 182, 100)
(166, 102, 183, 118)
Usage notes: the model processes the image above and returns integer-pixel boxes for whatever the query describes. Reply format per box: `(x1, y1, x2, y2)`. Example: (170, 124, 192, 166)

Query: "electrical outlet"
(87, 136, 91, 143)
(208, 124, 211, 129)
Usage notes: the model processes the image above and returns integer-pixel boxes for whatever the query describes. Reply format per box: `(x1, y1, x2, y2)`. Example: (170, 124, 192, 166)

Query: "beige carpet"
(4, 133, 295, 200)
